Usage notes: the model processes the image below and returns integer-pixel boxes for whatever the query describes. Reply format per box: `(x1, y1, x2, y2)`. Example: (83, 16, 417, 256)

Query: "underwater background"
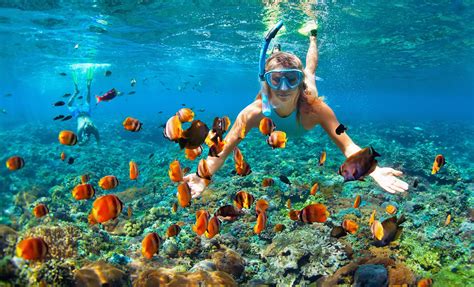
(0, 1, 473, 286)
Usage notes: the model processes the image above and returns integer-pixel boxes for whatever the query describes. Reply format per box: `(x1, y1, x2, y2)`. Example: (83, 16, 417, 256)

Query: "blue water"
(0, 2, 473, 286)
(0, 1, 472, 128)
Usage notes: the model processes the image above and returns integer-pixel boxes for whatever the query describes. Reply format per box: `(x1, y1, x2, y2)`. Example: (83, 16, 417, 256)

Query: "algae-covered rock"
(353, 264, 388, 287)
(74, 261, 130, 287)
(132, 268, 237, 287)
(260, 224, 349, 285)
(211, 248, 245, 279)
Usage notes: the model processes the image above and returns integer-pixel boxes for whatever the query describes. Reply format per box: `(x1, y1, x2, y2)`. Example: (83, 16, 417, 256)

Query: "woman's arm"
(315, 101, 409, 193)
(205, 100, 263, 175)
(305, 33, 318, 75)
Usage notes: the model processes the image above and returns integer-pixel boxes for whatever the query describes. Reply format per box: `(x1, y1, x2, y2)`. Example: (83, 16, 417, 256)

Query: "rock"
(354, 264, 388, 287)
(190, 260, 217, 272)
(133, 268, 237, 287)
(211, 249, 245, 279)
(74, 261, 130, 287)
(162, 240, 179, 258)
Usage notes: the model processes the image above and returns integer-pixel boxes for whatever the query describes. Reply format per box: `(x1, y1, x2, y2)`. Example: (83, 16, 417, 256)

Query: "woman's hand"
(369, 166, 409, 194)
(183, 173, 207, 198)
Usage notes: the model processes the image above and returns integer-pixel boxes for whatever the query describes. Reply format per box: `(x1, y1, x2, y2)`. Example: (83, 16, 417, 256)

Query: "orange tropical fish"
(58, 130, 77, 146)
(369, 209, 376, 226)
(259, 117, 276, 136)
(168, 160, 183, 182)
(255, 199, 269, 215)
(122, 117, 142, 132)
(234, 191, 255, 209)
(81, 174, 90, 184)
(299, 203, 329, 223)
(370, 220, 384, 241)
(184, 146, 203, 160)
(177, 182, 191, 208)
(129, 161, 139, 180)
(233, 147, 251, 176)
(177, 108, 194, 122)
(205, 216, 221, 239)
(319, 150, 326, 166)
(163, 114, 182, 141)
(16, 238, 48, 261)
(192, 210, 210, 236)
(417, 278, 433, 287)
(141, 232, 161, 259)
(431, 154, 445, 174)
(197, 158, 212, 181)
(98, 175, 119, 190)
(286, 199, 292, 209)
(215, 205, 244, 222)
(88, 194, 123, 225)
(288, 209, 300, 221)
(267, 131, 287, 149)
(444, 213, 451, 226)
(172, 202, 178, 213)
(127, 206, 133, 219)
(262, 178, 274, 187)
(342, 219, 359, 234)
(33, 204, 49, 218)
(254, 212, 267, 234)
(6, 156, 25, 171)
(274, 223, 286, 233)
(385, 205, 397, 215)
(166, 224, 182, 238)
(353, 195, 361, 208)
(208, 138, 226, 157)
(310, 183, 319, 195)
(60, 152, 66, 161)
(72, 183, 95, 200)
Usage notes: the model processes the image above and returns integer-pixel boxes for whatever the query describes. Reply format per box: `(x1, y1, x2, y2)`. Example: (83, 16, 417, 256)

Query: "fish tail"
(397, 214, 406, 225)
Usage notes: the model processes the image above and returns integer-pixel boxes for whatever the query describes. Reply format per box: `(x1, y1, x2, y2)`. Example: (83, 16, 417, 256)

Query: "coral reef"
(22, 224, 81, 259)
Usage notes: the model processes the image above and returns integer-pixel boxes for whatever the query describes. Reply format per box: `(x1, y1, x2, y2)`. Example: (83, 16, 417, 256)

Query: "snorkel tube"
(259, 20, 284, 116)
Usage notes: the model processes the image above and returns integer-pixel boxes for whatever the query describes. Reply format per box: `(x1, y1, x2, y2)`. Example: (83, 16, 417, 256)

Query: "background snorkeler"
(67, 68, 100, 145)
(184, 20, 409, 198)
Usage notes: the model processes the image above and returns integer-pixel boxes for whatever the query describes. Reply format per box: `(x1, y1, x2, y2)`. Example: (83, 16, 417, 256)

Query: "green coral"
(400, 233, 442, 276)
(432, 263, 474, 287)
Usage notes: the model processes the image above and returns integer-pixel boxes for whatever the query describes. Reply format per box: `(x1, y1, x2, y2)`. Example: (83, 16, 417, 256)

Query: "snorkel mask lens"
(264, 69, 303, 90)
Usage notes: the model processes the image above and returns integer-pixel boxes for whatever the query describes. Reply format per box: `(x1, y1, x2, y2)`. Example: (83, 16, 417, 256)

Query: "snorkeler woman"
(67, 68, 100, 145)
(184, 21, 409, 198)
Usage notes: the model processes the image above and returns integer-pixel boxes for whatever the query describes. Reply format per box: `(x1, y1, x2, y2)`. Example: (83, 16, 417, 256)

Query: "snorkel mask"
(258, 20, 284, 116)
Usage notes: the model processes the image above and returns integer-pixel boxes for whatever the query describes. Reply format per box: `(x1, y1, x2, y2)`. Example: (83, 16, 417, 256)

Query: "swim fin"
(298, 20, 318, 36)
(71, 70, 78, 86)
(86, 67, 94, 82)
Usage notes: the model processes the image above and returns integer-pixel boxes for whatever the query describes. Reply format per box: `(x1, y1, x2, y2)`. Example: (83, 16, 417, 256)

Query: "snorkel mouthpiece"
(259, 21, 284, 117)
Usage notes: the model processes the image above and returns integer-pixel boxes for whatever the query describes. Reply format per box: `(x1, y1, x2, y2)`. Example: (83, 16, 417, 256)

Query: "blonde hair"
(255, 52, 322, 121)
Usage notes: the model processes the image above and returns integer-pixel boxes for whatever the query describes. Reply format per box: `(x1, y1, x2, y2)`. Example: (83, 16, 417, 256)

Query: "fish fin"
(397, 214, 406, 225)
(177, 139, 187, 149)
(394, 227, 403, 240)
(370, 146, 381, 157)
(95, 96, 101, 104)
